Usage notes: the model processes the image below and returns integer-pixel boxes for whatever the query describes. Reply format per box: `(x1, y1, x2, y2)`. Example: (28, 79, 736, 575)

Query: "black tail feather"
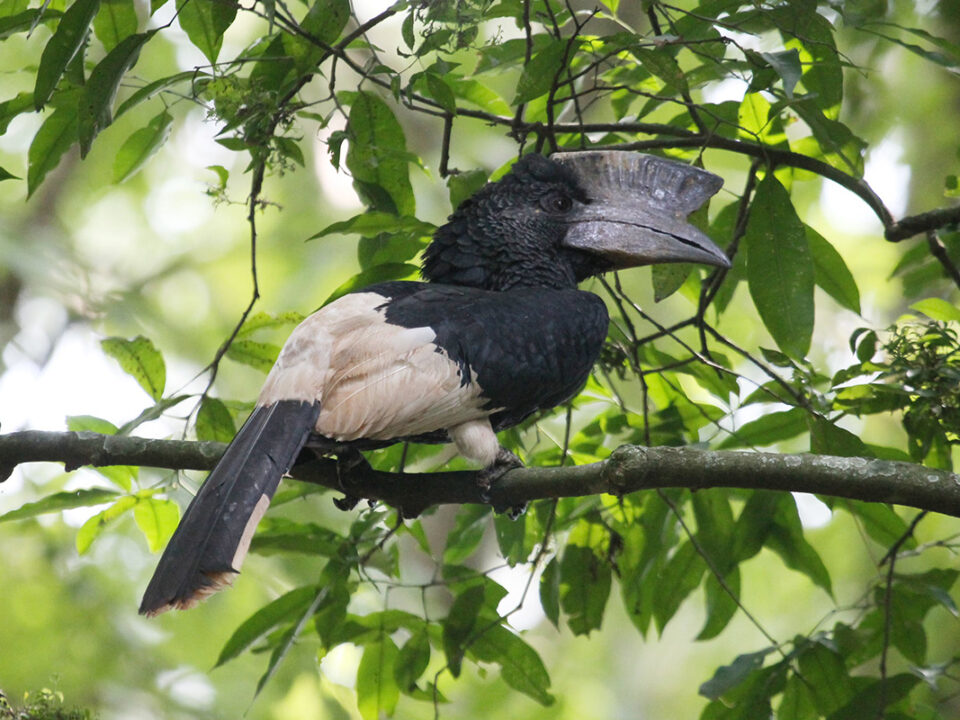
(139, 400, 321, 616)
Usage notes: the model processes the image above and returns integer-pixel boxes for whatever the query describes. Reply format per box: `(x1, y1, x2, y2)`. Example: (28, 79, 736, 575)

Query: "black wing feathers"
(375, 282, 609, 430)
(139, 400, 320, 615)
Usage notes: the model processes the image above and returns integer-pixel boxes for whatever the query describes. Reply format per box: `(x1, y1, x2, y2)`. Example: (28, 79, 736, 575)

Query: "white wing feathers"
(257, 291, 499, 465)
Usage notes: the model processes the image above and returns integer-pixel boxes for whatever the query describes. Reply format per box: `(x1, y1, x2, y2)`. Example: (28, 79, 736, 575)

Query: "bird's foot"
(332, 448, 370, 512)
(476, 446, 526, 516)
(332, 495, 359, 511)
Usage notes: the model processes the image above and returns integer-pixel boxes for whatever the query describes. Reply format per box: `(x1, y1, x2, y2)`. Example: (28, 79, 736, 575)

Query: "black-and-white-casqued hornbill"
(139, 150, 729, 616)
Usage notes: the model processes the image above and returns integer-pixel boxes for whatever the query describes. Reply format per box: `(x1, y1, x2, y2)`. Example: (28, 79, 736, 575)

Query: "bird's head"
(422, 151, 730, 291)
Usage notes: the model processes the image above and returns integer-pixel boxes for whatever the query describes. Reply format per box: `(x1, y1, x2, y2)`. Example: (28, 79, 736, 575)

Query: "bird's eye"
(542, 194, 573, 213)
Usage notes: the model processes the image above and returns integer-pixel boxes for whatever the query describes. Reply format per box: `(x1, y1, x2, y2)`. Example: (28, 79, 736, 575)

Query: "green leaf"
(635, 47, 688, 94)
(796, 641, 854, 715)
(442, 584, 485, 677)
(476, 35, 553, 74)
(93, 0, 136, 51)
(745, 175, 815, 358)
(76, 494, 137, 554)
(78, 30, 156, 157)
(652, 540, 706, 632)
(539, 556, 560, 628)
(699, 647, 774, 700)
(112, 109, 172, 182)
(27, 103, 78, 197)
(862, 24, 960, 77)
(444, 504, 490, 564)
(809, 417, 870, 457)
(255, 575, 340, 697)
(225, 340, 280, 373)
(400, 9, 414, 49)
(513, 42, 567, 104)
(448, 78, 510, 115)
(702, 663, 787, 720)
(236, 311, 305, 337)
(793, 101, 865, 176)
(0, 6, 63, 38)
(215, 585, 320, 667)
(115, 71, 202, 118)
(719, 408, 808, 449)
(0, 92, 35, 134)
(116, 394, 190, 435)
(559, 544, 611, 636)
(897, 569, 960, 617)
(832, 500, 915, 549)
(734, 491, 832, 594)
(366, 234, 428, 266)
(652, 262, 693, 302)
(176, 0, 236, 63)
(493, 511, 527, 565)
(95, 465, 138, 491)
(206, 164, 229, 188)
(357, 638, 400, 720)
(299, 0, 349, 45)
(0, 0, 30, 19)
(62, 417, 138, 489)
(394, 629, 430, 692)
(0, 8, 59, 39)
(133, 497, 178, 552)
(309, 212, 435, 241)
(101, 335, 166, 401)
(0, 488, 118, 522)
(910, 297, 960, 323)
(196, 396, 236, 442)
(424, 73, 456, 114)
(66, 414, 118, 434)
(346, 91, 415, 216)
(807, 226, 861, 314)
(34, 0, 101, 110)
(469, 625, 554, 706)
(739, 92, 776, 143)
(447, 168, 487, 210)
(760, 49, 801, 97)
(828, 674, 920, 720)
(779, 673, 818, 720)
(764, 499, 832, 595)
(698, 568, 740, 640)
(249, 518, 342, 555)
(321, 263, 419, 306)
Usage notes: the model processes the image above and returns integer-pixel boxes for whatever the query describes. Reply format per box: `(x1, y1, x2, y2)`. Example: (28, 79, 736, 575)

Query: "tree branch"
(3, 432, 960, 520)
(885, 204, 960, 242)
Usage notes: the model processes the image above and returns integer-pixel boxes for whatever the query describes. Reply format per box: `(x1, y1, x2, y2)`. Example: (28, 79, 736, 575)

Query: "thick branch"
(3, 432, 960, 519)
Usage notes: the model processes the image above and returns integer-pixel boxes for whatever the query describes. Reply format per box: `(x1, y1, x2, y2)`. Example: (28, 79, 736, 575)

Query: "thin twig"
(877, 511, 928, 718)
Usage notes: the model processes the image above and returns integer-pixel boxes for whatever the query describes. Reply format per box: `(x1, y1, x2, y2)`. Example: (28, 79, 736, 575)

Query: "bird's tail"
(139, 400, 321, 616)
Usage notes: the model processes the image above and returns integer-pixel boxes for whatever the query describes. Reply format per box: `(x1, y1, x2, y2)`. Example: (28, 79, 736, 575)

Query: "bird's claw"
(333, 494, 360, 511)
(332, 449, 371, 512)
(476, 446, 525, 516)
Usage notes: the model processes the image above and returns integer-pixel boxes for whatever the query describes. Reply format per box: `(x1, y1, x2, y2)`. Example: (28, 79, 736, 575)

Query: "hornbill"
(139, 151, 729, 616)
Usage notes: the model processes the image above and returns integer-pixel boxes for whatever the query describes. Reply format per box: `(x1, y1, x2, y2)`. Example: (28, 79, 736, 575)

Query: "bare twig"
(877, 511, 928, 718)
(887, 205, 960, 243)
(925, 230, 960, 290)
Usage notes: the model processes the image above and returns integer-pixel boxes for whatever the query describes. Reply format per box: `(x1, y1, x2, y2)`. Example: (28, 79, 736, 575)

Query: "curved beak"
(552, 151, 730, 270)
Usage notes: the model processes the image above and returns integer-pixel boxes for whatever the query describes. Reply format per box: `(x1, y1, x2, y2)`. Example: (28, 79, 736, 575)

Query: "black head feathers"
(422, 154, 591, 291)
(421, 151, 729, 291)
